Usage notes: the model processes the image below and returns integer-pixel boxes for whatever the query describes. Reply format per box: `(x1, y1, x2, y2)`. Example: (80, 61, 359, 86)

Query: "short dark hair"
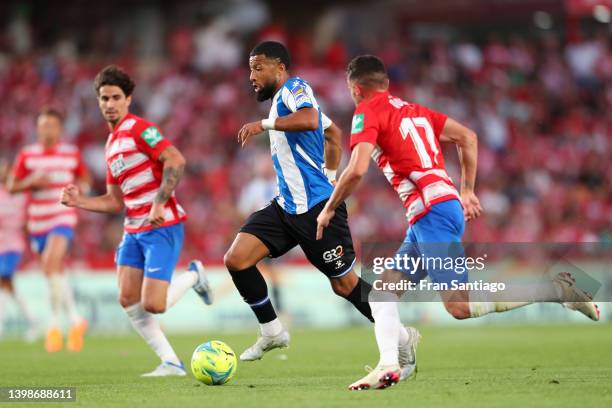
(94, 65, 135, 97)
(250, 41, 291, 69)
(347, 55, 389, 88)
(38, 106, 64, 123)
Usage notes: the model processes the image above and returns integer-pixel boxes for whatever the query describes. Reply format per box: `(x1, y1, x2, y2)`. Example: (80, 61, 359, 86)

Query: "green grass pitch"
(1, 325, 611, 407)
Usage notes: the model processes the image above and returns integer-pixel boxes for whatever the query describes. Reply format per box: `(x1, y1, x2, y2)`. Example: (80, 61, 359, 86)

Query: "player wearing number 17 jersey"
(316, 55, 599, 390)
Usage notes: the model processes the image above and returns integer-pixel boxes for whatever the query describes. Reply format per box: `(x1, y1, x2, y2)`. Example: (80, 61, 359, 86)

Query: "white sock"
(468, 280, 561, 318)
(124, 303, 180, 365)
(47, 275, 64, 328)
(166, 271, 198, 309)
(260, 318, 283, 337)
(0, 288, 9, 336)
(59, 275, 81, 325)
(398, 325, 410, 345)
(369, 291, 401, 367)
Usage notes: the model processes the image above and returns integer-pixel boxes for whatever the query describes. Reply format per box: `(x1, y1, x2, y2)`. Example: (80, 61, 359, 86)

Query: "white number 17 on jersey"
(399, 117, 439, 168)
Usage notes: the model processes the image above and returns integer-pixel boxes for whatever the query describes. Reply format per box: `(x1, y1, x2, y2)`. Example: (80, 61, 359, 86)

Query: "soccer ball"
(191, 340, 237, 385)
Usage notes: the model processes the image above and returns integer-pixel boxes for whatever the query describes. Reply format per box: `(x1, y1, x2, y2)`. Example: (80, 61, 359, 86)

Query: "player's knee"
(118, 293, 140, 309)
(143, 300, 166, 314)
(444, 302, 470, 320)
(224, 249, 248, 271)
(330, 279, 354, 298)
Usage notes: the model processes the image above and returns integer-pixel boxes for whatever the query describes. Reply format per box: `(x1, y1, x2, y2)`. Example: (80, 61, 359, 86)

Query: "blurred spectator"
(0, 3, 609, 267)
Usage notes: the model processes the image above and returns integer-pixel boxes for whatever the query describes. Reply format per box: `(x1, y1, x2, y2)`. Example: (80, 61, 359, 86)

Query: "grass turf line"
(0, 325, 611, 408)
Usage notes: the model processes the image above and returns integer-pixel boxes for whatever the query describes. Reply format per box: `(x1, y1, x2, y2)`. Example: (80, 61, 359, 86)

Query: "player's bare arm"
(238, 107, 319, 147)
(316, 142, 374, 240)
(149, 145, 186, 227)
(323, 121, 342, 181)
(60, 183, 124, 214)
(6, 172, 50, 194)
(438, 118, 482, 221)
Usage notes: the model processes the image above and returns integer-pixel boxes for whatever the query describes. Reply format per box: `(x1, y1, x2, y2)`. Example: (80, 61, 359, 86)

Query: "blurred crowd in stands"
(0, 1, 610, 266)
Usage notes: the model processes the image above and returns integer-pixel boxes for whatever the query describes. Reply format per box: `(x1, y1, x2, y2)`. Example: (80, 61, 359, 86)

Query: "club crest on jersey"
(351, 114, 364, 134)
(110, 154, 126, 178)
(141, 126, 163, 147)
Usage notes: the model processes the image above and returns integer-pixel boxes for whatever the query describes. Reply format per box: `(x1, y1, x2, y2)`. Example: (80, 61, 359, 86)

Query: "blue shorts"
(395, 199, 467, 286)
(115, 223, 184, 282)
(30, 226, 75, 255)
(0, 251, 22, 278)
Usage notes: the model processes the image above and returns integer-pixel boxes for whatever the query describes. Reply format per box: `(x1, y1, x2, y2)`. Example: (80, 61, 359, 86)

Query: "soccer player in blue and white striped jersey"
(225, 41, 382, 361)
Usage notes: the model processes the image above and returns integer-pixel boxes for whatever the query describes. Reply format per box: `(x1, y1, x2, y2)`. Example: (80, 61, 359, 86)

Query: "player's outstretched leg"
(452, 272, 599, 321)
(224, 233, 289, 361)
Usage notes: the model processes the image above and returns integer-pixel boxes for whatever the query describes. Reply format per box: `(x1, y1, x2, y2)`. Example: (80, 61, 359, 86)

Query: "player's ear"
(126, 95, 132, 108)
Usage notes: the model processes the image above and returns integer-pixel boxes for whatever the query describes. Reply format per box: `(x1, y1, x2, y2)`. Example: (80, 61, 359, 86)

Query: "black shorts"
(239, 199, 356, 279)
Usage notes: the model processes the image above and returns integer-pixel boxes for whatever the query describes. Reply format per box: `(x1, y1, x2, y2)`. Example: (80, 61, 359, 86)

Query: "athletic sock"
(398, 325, 410, 345)
(344, 278, 374, 322)
(166, 270, 198, 309)
(47, 275, 63, 328)
(260, 317, 283, 337)
(59, 275, 81, 325)
(469, 280, 561, 318)
(124, 303, 181, 365)
(228, 265, 277, 324)
(369, 291, 401, 367)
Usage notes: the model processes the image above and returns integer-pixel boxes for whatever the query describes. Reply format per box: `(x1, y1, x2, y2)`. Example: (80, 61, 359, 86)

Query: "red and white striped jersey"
(12, 143, 87, 235)
(350, 91, 460, 225)
(0, 186, 26, 253)
(105, 113, 186, 233)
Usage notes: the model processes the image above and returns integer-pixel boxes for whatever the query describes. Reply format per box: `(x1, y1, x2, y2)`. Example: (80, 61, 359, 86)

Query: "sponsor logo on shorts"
(323, 245, 344, 263)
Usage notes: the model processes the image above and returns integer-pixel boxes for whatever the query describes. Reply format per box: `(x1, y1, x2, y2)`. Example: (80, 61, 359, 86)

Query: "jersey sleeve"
(321, 112, 332, 130)
(281, 79, 314, 112)
(106, 166, 118, 185)
(349, 104, 380, 150)
(421, 105, 448, 138)
(11, 151, 28, 180)
(132, 121, 172, 161)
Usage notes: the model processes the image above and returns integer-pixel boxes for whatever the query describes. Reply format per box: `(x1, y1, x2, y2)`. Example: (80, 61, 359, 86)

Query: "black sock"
(345, 278, 374, 322)
(271, 284, 283, 313)
(229, 266, 277, 324)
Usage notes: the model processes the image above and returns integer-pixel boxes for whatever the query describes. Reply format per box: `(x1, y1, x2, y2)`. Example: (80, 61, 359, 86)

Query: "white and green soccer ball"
(191, 340, 237, 385)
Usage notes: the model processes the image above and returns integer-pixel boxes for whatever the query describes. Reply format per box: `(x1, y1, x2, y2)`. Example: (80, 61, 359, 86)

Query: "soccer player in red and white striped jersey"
(7, 108, 90, 353)
(317, 55, 599, 390)
(61, 65, 212, 377)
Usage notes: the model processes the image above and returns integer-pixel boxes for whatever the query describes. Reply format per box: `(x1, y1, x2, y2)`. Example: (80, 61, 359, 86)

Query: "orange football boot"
(67, 319, 88, 352)
(45, 327, 63, 353)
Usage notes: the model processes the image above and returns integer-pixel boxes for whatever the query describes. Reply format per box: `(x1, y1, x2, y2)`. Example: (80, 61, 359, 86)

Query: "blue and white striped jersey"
(267, 76, 333, 214)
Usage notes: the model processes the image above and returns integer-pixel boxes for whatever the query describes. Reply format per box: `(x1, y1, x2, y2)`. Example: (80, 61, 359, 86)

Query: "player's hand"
(148, 202, 166, 227)
(60, 184, 81, 207)
(461, 189, 483, 221)
(238, 121, 265, 147)
(316, 207, 335, 240)
(29, 173, 51, 190)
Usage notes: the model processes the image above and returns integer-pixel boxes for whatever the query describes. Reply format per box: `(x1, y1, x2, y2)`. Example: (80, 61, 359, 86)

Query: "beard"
(255, 80, 277, 102)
